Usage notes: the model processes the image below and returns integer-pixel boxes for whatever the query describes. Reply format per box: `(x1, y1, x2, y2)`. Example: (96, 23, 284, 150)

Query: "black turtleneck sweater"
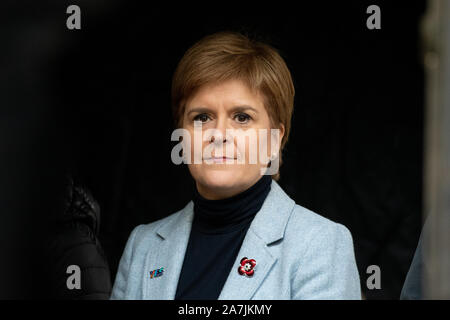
(174, 174, 272, 300)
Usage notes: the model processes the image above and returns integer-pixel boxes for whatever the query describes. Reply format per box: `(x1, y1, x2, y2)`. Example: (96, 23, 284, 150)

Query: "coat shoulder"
(284, 204, 354, 251)
(284, 204, 361, 299)
(130, 204, 188, 246)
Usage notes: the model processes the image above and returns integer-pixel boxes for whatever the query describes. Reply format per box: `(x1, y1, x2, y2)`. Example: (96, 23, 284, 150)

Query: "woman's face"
(182, 79, 285, 200)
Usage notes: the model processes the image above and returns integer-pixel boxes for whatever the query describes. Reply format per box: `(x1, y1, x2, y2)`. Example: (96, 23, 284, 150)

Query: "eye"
(193, 113, 210, 123)
(234, 113, 252, 124)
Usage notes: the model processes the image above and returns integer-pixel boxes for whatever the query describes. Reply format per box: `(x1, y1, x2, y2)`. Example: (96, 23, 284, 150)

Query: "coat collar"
(156, 179, 295, 245)
(146, 179, 296, 300)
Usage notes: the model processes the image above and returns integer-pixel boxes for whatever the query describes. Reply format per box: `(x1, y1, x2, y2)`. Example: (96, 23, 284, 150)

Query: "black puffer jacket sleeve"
(45, 177, 112, 299)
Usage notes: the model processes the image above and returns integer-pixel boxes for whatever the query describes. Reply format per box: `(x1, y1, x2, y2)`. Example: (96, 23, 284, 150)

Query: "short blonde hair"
(171, 31, 295, 181)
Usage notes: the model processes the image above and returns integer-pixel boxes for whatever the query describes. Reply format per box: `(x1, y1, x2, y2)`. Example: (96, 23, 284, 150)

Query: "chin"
(197, 168, 241, 190)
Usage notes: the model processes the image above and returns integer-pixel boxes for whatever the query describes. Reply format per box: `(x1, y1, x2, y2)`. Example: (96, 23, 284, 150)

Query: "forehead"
(185, 79, 265, 110)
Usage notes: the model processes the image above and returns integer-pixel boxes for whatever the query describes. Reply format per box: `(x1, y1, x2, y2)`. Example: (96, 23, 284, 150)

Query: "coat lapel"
(142, 201, 194, 300)
(217, 227, 277, 299)
(218, 179, 296, 300)
(143, 179, 296, 300)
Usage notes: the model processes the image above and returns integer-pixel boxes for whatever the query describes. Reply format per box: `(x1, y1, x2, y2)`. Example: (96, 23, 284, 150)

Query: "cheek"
(245, 136, 258, 163)
(183, 128, 202, 158)
(240, 130, 270, 165)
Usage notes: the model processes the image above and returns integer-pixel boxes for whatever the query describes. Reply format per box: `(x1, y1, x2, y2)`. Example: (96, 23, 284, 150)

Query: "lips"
(205, 157, 235, 160)
(204, 156, 236, 162)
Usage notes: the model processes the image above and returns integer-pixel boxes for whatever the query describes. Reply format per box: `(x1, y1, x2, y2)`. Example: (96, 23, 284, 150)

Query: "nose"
(210, 133, 228, 144)
(205, 116, 236, 160)
(209, 117, 230, 144)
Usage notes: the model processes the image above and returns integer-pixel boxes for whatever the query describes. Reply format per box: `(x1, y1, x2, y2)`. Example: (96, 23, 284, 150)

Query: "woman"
(111, 31, 361, 300)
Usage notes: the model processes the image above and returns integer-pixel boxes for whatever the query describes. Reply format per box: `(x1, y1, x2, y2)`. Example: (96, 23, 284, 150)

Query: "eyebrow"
(186, 105, 258, 116)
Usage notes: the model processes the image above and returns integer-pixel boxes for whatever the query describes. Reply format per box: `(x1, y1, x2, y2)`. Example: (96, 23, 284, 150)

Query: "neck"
(192, 175, 272, 234)
(195, 176, 266, 200)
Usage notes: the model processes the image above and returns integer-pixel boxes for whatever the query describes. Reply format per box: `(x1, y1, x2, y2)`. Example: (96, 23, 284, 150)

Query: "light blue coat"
(110, 179, 362, 300)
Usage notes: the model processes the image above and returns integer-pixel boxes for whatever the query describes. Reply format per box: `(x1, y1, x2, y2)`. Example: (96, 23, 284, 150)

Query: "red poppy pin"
(238, 257, 256, 277)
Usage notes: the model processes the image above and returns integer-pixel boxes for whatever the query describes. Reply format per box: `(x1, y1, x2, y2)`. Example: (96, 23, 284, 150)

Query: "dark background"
(1, 1, 425, 299)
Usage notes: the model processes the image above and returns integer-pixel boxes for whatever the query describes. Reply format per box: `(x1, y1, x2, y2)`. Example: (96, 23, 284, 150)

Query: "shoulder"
(286, 204, 353, 237)
(284, 204, 355, 256)
(268, 179, 353, 246)
(124, 205, 188, 251)
(284, 204, 361, 299)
